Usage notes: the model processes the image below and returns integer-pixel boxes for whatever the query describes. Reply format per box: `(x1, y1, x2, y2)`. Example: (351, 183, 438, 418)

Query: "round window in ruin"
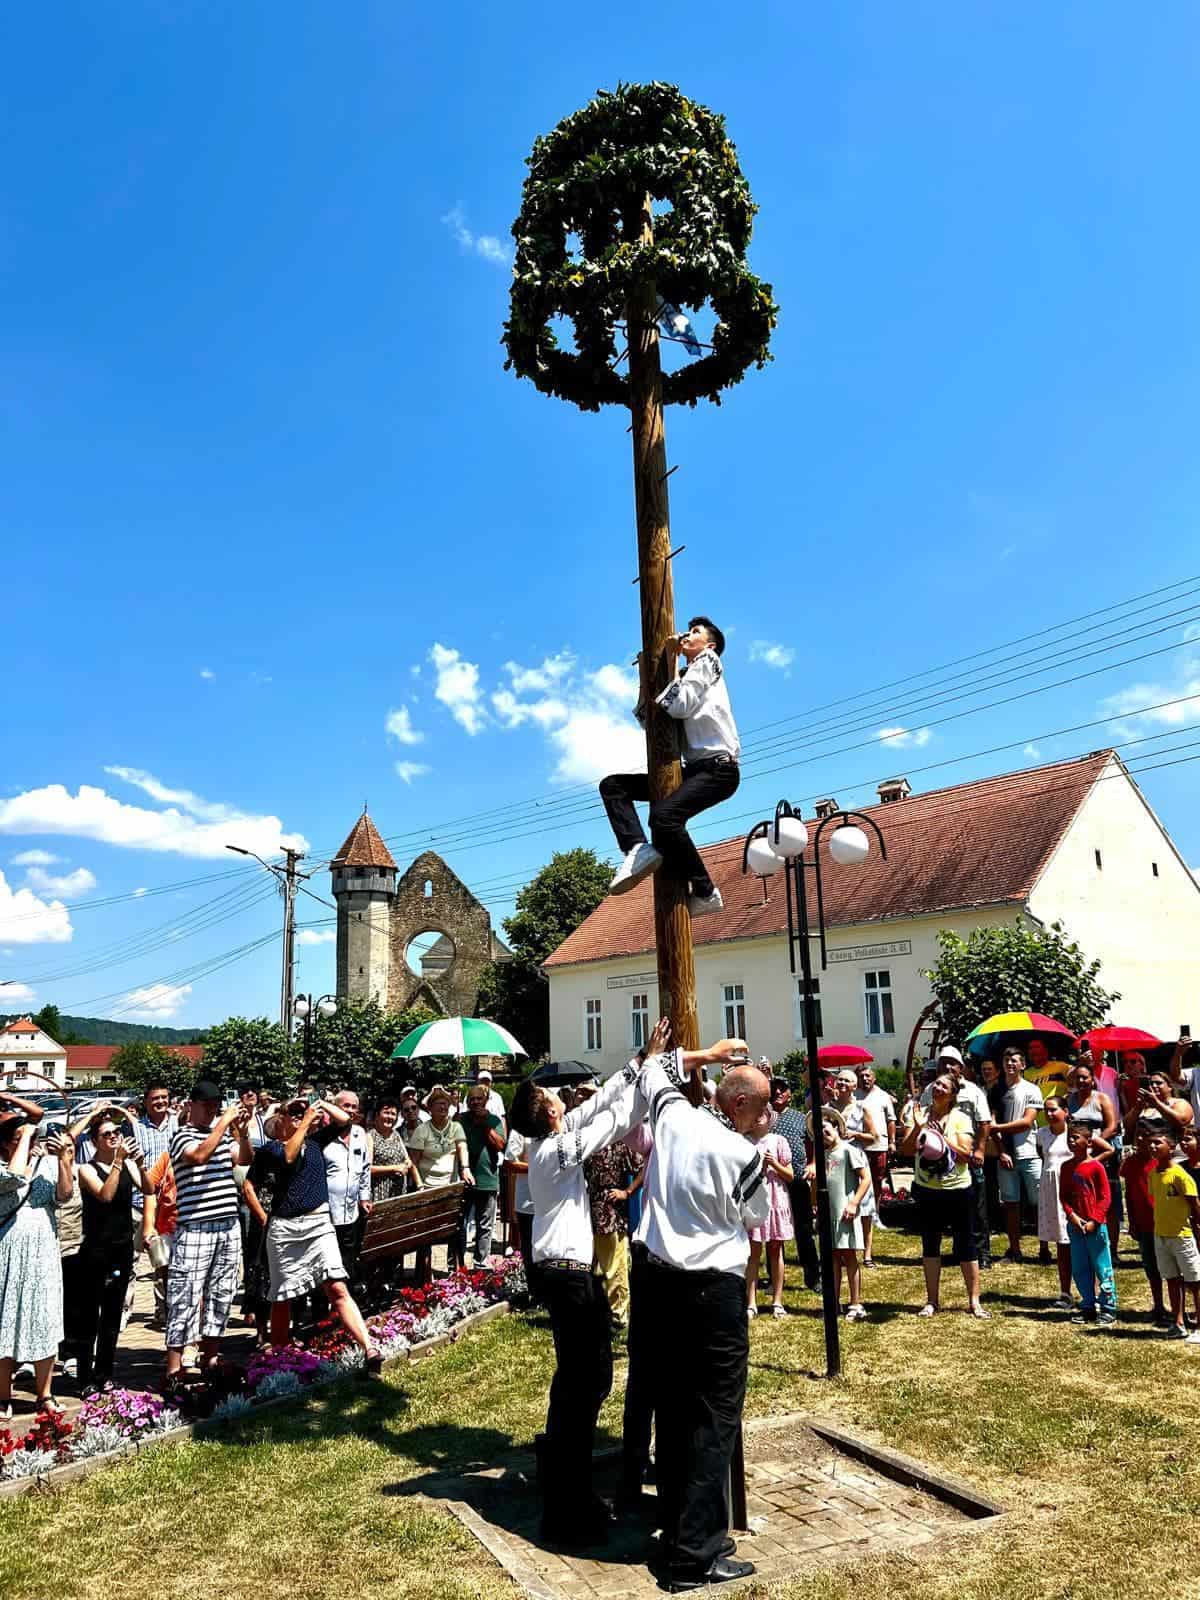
(405, 928, 456, 980)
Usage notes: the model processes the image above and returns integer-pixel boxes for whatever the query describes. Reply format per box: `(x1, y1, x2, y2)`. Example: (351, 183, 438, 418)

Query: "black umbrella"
(529, 1060, 597, 1087)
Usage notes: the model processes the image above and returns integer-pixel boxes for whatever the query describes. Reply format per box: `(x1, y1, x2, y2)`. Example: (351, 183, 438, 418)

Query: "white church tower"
(331, 809, 396, 1005)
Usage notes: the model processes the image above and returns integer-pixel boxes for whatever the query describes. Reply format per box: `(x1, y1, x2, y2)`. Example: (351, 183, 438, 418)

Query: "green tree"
(303, 999, 437, 1096)
(478, 848, 612, 1060)
(922, 920, 1118, 1048)
(31, 1003, 85, 1045)
(201, 1016, 295, 1094)
(106, 1040, 196, 1097)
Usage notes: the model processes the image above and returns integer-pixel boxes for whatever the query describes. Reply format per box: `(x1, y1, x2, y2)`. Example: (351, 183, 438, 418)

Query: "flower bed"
(0, 1255, 526, 1485)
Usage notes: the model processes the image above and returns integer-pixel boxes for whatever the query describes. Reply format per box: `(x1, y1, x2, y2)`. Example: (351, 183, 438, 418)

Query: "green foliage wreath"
(503, 82, 778, 412)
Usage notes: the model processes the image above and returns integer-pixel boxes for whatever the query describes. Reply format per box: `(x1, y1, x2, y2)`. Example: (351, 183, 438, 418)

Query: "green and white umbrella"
(390, 1015, 528, 1060)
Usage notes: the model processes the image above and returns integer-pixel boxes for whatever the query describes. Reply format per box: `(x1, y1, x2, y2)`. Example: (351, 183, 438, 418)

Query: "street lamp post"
(293, 993, 337, 1079)
(742, 801, 887, 1379)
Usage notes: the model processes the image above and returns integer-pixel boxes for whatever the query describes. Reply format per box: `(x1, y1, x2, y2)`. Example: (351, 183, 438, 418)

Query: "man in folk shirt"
(165, 1080, 252, 1384)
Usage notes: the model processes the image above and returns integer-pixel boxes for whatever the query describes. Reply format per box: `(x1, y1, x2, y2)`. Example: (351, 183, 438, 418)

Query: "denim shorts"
(998, 1156, 1042, 1207)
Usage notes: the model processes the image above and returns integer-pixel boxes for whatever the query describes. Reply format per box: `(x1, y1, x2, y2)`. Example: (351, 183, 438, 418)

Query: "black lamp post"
(293, 992, 337, 1078)
(742, 800, 887, 1379)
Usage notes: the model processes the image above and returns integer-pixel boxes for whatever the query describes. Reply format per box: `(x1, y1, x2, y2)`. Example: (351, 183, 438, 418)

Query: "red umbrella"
(1078, 1026, 1162, 1053)
(817, 1044, 874, 1068)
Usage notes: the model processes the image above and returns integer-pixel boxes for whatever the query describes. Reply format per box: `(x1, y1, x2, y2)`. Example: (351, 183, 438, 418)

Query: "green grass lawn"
(4, 1230, 1199, 1600)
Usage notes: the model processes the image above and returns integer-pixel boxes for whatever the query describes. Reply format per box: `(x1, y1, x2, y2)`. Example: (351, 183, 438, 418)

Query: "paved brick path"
(433, 1420, 966, 1600)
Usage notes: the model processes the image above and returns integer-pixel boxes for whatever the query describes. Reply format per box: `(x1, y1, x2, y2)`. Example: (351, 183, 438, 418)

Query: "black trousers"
(643, 1259, 748, 1576)
(540, 1267, 613, 1528)
(621, 1242, 654, 1492)
(77, 1246, 134, 1387)
(600, 758, 739, 897)
(335, 1216, 365, 1285)
(788, 1177, 822, 1290)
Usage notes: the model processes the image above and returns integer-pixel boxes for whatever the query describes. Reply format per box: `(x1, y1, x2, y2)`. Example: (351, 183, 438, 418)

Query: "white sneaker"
(609, 843, 663, 896)
(689, 886, 724, 918)
(845, 1304, 868, 1322)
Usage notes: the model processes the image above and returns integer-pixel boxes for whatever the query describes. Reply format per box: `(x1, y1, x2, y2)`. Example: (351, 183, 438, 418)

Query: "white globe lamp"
(829, 825, 870, 867)
(770, 816, 809, 859)
(293, 996, 311, 1019)
(746, 835, 784, 876)
(318, 997, 338, 1018)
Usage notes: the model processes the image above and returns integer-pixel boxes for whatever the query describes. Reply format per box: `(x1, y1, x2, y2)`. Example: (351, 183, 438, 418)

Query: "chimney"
(877, 777, 912, 805)
(814, 798, 839, 820)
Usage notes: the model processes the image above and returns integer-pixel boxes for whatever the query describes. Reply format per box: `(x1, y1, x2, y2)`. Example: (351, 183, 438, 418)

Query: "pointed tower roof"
(332, 810, 397, 870)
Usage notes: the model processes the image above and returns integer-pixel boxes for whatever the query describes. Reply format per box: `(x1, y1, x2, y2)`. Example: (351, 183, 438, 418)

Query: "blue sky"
(3, 3, 1199, 1029)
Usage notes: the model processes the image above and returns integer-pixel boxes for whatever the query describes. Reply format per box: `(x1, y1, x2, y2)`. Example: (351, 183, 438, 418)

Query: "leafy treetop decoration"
(504, 81, 778, 412)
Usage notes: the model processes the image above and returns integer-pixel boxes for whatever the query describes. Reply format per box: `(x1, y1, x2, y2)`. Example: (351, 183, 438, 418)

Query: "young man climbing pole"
(600, 616, 740, 917)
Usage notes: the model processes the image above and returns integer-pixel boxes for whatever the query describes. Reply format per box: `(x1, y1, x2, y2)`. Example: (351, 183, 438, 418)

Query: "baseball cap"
(190, 1078, 222, 1103)
(936, 1045, 965, 1066)
(477, 1069, 494, 1081)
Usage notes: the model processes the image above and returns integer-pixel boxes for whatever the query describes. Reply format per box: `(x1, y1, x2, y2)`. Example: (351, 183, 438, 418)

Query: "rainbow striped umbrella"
(965, 1011, 1074, 1054)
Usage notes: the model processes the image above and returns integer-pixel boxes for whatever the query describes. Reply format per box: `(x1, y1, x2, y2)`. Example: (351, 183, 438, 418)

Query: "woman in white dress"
(0, 1116, 75, 1416)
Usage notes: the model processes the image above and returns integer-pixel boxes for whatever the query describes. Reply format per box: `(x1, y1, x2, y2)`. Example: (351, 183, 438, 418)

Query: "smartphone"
(1182, 1025, 1191, 1040)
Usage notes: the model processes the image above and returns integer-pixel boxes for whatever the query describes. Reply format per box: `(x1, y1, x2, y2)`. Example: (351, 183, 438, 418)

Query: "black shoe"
(662, 1555, 756, 1592)
(979, 1257, 993, 1270)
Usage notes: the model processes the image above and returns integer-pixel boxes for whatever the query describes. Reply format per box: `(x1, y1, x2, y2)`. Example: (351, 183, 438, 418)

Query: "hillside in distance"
(0, 1014, 206, 1047)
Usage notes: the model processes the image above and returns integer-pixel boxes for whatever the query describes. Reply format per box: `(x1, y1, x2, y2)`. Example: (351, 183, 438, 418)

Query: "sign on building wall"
(606, 971, 658, 991)
(828, 939, 913, 964)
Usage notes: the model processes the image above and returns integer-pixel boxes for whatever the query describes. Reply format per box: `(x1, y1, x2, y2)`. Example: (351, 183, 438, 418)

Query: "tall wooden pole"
(625, 195, 699, 1054)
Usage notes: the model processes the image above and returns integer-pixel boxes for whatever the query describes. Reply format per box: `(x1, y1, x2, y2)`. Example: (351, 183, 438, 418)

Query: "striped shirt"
(133, 1112, 178, 1214)
(170, 1124, 239, 1226)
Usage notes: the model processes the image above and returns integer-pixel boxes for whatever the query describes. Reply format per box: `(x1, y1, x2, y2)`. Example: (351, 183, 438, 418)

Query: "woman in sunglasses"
(76, 1110, 153, 1393)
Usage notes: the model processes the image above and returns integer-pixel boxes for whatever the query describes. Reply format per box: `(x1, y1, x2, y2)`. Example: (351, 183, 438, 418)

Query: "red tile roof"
(2, 1018, 42, 1035)
(332, 811, 397, 870)
(544, 751, 1114, 969)
(66, 1044, 205, 1073)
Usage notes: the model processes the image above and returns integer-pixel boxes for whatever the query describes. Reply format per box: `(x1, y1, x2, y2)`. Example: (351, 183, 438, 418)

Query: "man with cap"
(599, 616, 739, 918)
(633, 1048, 772, 1591)
(165, 1080, 253, 1383)
(921, 1046, 994, 1269)
(475, 1068, 506, 1122)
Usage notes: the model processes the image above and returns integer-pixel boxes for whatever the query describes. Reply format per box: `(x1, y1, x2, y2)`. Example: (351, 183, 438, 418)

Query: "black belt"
(684, 755, 739, 772)
(538, 1257, 594, 1275)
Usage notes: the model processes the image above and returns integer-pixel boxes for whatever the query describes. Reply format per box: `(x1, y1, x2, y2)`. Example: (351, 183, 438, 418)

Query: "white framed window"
(721, 982, 747, 1038)
(630, 992, 649, 1050)
(864, 969, 895, 1036)
(793, 977, 823, 1039)
(584, 997, 603, 1052)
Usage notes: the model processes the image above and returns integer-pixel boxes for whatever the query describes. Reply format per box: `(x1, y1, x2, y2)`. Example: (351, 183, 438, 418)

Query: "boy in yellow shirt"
(1148, 1127, 1200, 1344)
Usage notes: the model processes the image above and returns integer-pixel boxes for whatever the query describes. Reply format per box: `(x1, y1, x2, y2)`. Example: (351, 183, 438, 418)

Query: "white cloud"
(121, 982, 191, 1019)
(0, 982, 36, 1009)
(10, 850, 61, 867)
(385, 706, 424, 746)
(430, 643, 487, 735)
(409, 664, 421, 679)
(394, 761, 432, 785)
(492, 689, 569, 730)
(878, 726, 932, 749)
(199, 668, 215, 681)
(297, 928, 336, 946)
(590, 664, 639, 704)
(0, 781, 308, 860)
(749, 640, 795, 673)
(1098, 635, 1200, 732)
(549, 708, 645, 785)
(0, 869, 72, 944)
(504, 653, 575, 694)
(104, 766, 238, 823)
(25, 865, 97, 898)
(441, 204, 512, 268)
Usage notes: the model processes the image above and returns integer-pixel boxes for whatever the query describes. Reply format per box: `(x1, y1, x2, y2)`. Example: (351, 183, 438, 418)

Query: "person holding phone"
(76, 1112, 153, 1392)
(0, 1114, 74, 1417)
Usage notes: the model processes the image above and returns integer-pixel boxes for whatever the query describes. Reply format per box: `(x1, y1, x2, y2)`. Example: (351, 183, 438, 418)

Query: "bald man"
(631, 1049, 770, 1591)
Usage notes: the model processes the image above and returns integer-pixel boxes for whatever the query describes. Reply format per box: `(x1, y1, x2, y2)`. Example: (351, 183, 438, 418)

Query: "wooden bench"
(359, 1182, 468, 1290)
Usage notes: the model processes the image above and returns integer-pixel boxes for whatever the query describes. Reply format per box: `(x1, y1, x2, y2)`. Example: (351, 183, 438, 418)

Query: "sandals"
(36, 1396, 64, 1416)
(968, 1303, 991, 1320)
(746, 1304, 758, 1320)
(771, 1304, 787, 1319)
(918, 1303, 939, 1318)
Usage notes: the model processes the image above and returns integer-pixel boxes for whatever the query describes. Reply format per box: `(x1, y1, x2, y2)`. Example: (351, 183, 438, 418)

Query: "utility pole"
(280, 847, 302, 1036)
(226, 842, 307, 1036)
(625, 194, 698, 1054)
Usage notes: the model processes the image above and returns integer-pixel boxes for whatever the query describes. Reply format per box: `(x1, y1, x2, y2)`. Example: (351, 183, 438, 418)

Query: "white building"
(0, 1016, 68, 1089)
(544, 751, 1200, 1076)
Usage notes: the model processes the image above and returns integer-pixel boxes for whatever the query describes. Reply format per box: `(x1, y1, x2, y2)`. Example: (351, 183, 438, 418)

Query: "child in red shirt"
(1059, 1121, 1117, 1328)
(1121, 1121, 1165, 1325)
